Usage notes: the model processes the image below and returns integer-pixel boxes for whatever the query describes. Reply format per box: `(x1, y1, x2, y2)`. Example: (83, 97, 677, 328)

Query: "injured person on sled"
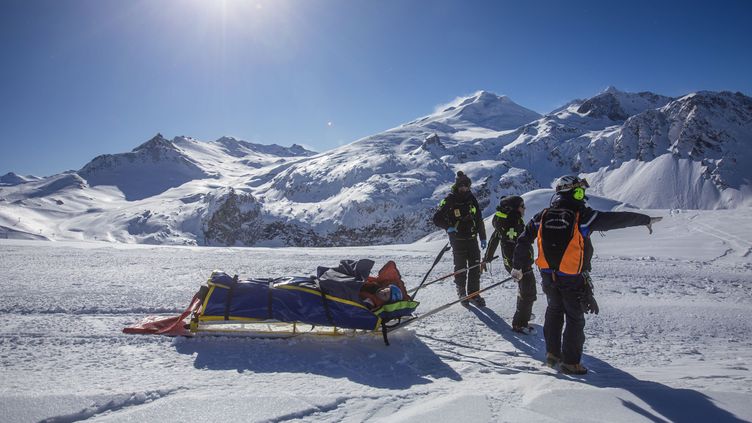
(123, 258, 420, 336)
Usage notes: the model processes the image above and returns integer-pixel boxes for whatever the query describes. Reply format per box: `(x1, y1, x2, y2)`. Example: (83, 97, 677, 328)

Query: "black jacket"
(512, 194, 650, 272)
(484, 209, 532, 271)
(433, 191, 487, 241)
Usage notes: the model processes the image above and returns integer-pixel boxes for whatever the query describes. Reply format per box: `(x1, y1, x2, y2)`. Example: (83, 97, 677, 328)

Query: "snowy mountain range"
(1, 88, 750, 246)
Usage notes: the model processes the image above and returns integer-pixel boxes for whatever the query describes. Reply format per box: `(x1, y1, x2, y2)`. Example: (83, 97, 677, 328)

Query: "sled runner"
(124, 259, 419, 343)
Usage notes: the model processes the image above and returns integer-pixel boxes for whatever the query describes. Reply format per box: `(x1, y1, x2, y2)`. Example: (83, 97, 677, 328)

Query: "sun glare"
(156, 0, 287, 36)
(141, 0, 298, 68)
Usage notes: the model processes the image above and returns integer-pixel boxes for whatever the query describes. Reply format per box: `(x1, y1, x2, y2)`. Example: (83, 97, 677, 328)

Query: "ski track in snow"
(39, 389, 185, 423)
(690, 217, 752, 259)
(1, 220, 752, 423)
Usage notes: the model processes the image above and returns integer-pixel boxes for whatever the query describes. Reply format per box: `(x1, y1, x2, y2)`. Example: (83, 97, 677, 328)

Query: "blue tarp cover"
(199, 260, 418, 330)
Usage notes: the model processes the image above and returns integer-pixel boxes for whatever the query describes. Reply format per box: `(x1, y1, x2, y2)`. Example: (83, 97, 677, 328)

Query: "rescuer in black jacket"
(483, 195, 536, 333)
(512, 175, 662, 375)
(433, 171, 488, 306)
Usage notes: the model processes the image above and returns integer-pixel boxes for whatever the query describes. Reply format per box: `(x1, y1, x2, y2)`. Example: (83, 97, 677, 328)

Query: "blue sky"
(1, 0, 751, 177)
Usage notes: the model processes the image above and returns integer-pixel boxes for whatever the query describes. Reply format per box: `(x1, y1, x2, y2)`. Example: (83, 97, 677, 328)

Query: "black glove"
(580, 272, 599, 315)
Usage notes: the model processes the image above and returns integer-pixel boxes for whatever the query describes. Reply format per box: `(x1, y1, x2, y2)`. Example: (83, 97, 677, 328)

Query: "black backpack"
(539, 208, 579, 271)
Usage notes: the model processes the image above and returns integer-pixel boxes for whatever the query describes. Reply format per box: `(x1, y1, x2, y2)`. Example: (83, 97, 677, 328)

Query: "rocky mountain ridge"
(1, 88, 749, 246)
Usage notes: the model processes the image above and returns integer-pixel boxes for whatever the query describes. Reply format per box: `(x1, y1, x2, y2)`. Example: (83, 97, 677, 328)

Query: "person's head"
(376, 287, 390, 302)
(498, 195, 525, 216)
(554, 175, 589, 202)
(377, 284, 403, 303)
(453, 171, 472, 193)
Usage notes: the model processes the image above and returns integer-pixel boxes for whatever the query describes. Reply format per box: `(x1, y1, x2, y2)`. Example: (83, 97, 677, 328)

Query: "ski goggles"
(558, 178, 590, 192)
(559, 179, 589, 200)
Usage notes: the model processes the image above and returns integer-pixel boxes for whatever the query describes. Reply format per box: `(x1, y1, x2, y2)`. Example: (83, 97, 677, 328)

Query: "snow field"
(1, 209, 751, 422)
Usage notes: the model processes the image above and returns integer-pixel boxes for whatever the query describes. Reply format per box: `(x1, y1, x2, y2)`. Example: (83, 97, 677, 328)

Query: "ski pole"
(411, 242, 451, 301)
(408, 255, 499, 295)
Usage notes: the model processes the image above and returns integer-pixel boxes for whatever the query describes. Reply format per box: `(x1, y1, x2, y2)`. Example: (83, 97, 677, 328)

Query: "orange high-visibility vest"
(535, 211, 585, 275)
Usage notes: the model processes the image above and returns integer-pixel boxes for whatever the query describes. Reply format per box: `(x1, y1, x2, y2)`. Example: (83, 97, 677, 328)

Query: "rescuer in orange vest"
(511, 175, 662, 375)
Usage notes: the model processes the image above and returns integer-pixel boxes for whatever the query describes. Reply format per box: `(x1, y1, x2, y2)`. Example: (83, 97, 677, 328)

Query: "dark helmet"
(554, 175, 590, 201)
(454, 171, 472, 189)
(497, 195, 524, 213)
(554, 175, 589, 192)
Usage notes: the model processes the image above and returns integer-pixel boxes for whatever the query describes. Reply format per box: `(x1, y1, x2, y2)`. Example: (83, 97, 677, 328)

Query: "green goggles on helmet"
(573, 186, 586, 200)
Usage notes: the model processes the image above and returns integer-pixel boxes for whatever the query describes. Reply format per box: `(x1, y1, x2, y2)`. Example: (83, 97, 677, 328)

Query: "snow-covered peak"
(212, 136, 317, 158)
(670, 90, 751, 117)
(451, 90, 509, 109)
(133, 133, 176, 153)
(77, 134, 210, 201)
(0, 172, 41, 186)
(576, 90, 673, 121)
(614, 90, 752, 166)
(445, 91, 542, 131)
(415, 91, 541, 132)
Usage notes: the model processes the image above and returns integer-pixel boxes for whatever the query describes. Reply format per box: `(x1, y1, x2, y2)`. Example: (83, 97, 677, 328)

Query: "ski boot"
(560, 362, 588, 375)
(456, 285, 469, 306)
(512, 325, 536, 335)
(545, 353, 561, 368)
(469, 295, 486, 307)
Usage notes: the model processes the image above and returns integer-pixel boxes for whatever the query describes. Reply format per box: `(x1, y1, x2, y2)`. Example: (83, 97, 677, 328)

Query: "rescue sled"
(124, 259, 419, 344)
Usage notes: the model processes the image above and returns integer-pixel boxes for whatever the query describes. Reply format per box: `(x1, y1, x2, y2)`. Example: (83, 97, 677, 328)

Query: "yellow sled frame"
(189, 319, 381, 339)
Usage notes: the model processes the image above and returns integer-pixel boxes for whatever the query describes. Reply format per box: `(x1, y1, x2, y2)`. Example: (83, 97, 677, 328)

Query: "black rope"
(381, 322, 390, 346)
(317, 284, 335, 326)
(267, 279, 274, 320)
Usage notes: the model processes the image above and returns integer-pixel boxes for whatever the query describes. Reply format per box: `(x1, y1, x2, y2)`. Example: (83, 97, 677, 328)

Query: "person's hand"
(581, 295, 600, 314)
(647, 216, 663, 234)
(447, 227, 456, 234)
(480, 239, 487, 249)
(511, 268, 523, 281)
(580, 272, 599, 314)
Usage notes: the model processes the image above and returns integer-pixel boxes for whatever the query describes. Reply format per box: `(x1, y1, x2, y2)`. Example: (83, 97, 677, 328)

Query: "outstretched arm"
(586, 210, 652, 232)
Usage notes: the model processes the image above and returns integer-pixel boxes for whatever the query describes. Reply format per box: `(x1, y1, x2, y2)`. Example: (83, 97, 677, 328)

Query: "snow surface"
(2, 202, 751, 422)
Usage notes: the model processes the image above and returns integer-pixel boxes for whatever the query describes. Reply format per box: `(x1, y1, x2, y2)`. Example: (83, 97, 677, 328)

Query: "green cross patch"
(506, 227, 518, 239)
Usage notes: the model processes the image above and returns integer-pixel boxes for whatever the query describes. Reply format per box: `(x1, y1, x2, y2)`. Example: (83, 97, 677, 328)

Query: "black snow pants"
(450, 235, 481, 296)
(541, 271, 586, 365)
(512, 270, 537, 328)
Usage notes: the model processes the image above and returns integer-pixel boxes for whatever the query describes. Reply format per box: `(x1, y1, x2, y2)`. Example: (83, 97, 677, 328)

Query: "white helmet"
(554, 175, 589, 193)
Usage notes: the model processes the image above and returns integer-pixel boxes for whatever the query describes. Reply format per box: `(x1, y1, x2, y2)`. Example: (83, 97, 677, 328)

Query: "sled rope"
(387, 270, 533, 338)
(408, 255, 499, 295)
(411, 242, 451, 301)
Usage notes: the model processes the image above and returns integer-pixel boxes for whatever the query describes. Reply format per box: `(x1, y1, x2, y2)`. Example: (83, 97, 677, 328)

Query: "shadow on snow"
(173, 330, 461, 389)
(468, 306, 746, 423)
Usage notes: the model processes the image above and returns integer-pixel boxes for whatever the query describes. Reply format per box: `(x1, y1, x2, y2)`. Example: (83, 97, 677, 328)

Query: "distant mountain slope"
(0, 172, 41, 186)
(410, 91, 542, 131)
(78, 134, 212, 201)
(494, 89, 751, 208)
(1, 88, 749, 246)
(216, 91, 543, 246)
